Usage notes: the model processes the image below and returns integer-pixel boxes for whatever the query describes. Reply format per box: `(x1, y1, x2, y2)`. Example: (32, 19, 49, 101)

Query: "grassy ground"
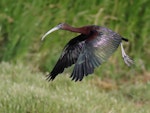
(0, 62, 150, 113)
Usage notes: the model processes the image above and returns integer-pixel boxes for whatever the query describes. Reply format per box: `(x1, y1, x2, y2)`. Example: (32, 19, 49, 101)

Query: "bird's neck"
(62, 24, 90, 35)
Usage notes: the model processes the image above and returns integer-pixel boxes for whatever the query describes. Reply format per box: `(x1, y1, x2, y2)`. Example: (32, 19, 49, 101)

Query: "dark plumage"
(41, 23, 133, 81)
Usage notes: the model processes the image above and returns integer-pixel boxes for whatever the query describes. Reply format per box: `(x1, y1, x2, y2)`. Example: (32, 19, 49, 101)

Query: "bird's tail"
(120, 43, 134, 66)
(122, 37, 128, 42)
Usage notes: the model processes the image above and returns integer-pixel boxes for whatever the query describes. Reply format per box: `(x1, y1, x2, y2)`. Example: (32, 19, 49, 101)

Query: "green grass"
(0, 62, 150, 113)
(0, 0, 150, 72)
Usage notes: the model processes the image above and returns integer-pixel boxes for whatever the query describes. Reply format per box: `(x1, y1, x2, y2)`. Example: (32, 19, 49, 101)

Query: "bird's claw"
(122, 55, 134, 66)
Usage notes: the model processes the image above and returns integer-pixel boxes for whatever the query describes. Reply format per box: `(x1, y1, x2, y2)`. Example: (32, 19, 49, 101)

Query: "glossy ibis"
(42, 23, 133, 81)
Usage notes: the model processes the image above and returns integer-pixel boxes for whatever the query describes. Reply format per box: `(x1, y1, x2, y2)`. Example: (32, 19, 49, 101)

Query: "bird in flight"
(41, 23, 134, 81)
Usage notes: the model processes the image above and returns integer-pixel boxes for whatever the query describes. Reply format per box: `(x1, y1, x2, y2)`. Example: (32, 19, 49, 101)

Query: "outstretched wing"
(71, 30, 122, 81)
(47, 34, 87, 81)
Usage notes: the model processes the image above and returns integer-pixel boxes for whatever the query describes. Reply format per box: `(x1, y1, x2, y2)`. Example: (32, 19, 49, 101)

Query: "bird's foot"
(122, 54, 134, 67)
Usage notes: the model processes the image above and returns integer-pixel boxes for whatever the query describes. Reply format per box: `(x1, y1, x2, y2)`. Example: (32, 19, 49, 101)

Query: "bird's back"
(85, 26, 122, 63)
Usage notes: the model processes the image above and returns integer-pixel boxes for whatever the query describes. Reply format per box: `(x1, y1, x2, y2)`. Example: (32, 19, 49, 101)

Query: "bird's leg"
(120, 43, 134, 66)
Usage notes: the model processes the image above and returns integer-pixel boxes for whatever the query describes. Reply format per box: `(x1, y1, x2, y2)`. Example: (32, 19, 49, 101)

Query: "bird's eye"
(89, 31, 95, 35)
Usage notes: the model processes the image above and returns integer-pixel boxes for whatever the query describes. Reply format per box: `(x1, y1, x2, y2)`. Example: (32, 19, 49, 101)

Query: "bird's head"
(41, 23, 95, 41)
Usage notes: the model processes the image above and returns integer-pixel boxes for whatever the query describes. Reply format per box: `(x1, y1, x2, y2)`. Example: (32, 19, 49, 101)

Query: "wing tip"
(70, 74, 84, 82)
(46, 73, 56, 81)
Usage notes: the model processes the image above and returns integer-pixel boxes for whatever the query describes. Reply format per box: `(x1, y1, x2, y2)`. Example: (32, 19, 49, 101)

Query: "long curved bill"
(41, 26, 60, 41)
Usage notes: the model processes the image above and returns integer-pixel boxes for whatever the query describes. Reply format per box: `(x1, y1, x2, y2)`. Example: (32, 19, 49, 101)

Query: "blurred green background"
(0, 0, 150, 113)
